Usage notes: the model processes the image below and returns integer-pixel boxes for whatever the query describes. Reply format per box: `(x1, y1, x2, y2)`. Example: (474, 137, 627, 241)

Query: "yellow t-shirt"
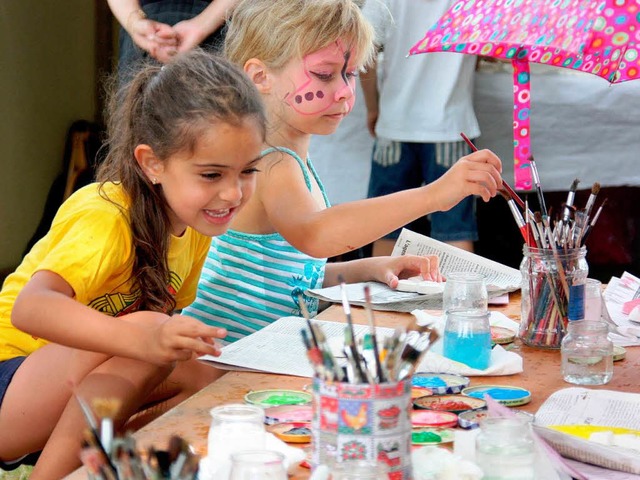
(0, 182, 211, 362)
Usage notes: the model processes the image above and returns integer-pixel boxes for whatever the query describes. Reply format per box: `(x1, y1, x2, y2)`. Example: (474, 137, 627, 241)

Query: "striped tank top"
(183, 147, 330, 344)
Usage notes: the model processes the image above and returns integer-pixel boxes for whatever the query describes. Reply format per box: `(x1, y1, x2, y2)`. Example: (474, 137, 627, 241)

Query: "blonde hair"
(225, 0, 375, 71)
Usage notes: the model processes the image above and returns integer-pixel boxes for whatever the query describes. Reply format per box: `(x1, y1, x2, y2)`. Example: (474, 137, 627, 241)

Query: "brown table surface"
(66, 293, 640, 478)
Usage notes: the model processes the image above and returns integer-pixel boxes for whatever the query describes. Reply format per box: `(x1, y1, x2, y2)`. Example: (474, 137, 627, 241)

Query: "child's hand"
(372, 255, 443, 289)
(129, 312, 227, 365)
(430, 149, 503, 211)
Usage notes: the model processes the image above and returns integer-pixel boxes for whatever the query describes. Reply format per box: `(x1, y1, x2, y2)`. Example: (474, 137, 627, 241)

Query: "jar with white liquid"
(475, 417, 535, 480)
(208, 404, 266, 460)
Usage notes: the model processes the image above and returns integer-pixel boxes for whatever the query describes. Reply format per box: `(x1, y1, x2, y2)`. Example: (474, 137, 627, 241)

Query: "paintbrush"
(92, 397, 122, 457)
(529, 156, 548, 219)
(580, 198, 607, 246)
(500, 190, 532, 246)
(82, 428, 118, 480)
(562, 178, 580, 225)
(297, 293, 318, 348)
(338, 275, 367, 383)
(363, 285, 385, 383)
(399, 328, 440, 381)
(583, 182, 601, 221)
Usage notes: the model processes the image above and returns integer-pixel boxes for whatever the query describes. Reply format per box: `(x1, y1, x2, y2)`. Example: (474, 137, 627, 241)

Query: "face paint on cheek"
(284, 42, 357, 116)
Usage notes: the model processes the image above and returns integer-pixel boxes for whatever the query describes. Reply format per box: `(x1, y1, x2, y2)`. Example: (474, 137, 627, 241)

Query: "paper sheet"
(307, 229, 521, 312)
(534, 388, 640, 475)
(604, 272, 640, 346)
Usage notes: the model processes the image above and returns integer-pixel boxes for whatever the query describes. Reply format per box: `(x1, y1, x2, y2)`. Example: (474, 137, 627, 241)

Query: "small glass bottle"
(475, 417, 535, 480)
(443, 311, 491, 370)
(561, 320, 613, 385)
(229, 450, 287, 480)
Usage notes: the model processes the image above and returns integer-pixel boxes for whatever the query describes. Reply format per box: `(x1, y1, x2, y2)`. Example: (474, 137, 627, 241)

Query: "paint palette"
(614, 345, 626, 362)
(245, 389, 312, 407)
(413, 394, 487, 414)
(411, 410, 458, 429)
(461, 385, 532, 407)
(263, 404, 313, 425)
(411, 372, 470, 394)
(267, 421, 312, 443)
(490, 326, 517, 345)
(411, 427, 456, 445)
(411, 386, 433, 399)
(457, 408, 535, 430)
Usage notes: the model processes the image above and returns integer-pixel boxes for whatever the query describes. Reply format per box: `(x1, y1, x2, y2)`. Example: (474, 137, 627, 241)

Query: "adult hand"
(172, 18, 210, 54)
(372, 254, 443, 289)
(429, 149, 503, 211)
(128, 16, 179, 63)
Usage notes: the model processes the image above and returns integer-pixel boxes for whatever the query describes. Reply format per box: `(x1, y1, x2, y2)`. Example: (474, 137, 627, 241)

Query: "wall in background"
(0, 1, 96, 272)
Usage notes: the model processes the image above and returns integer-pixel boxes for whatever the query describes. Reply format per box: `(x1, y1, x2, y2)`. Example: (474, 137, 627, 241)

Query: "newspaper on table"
(603, 271, 640, 346)
(307, 228, 522, 312)
(199, 316, 395, 377)
(534, 387, 640, 475)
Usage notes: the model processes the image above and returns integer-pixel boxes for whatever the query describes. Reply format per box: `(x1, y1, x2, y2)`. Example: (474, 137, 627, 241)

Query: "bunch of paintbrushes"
(461, 133, 606, 347)
(298, 279, 439, 384)
(75, 393, 199, 479)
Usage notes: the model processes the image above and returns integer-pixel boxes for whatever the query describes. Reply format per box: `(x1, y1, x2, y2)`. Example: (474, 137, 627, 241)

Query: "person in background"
(108, 0, 239, 80)
(183, 0, 503, 344)
(0, 51, 266, 478)
(361, 0, 482, 256)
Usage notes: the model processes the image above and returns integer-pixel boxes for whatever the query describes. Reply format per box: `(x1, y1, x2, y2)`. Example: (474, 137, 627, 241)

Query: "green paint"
(262, 393, 308, 405)
(412, 431, 442, 443)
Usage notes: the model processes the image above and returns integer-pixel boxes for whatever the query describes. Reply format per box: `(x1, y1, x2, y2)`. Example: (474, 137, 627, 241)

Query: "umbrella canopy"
(409, 0, 640, 189)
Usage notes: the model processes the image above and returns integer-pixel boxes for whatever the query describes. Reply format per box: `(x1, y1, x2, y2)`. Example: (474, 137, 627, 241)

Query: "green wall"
(0, 1, 96, 271)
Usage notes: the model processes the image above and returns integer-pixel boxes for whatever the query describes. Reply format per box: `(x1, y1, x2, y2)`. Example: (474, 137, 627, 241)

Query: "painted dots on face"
(285, 41, 358, 115)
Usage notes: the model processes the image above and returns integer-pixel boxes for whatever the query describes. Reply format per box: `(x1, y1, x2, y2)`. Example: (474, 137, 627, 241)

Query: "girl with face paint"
(183, 0, 505, 344)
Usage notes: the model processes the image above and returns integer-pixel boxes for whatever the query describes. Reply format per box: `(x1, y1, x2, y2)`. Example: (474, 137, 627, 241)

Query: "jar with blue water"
(443, 311, 491, 370)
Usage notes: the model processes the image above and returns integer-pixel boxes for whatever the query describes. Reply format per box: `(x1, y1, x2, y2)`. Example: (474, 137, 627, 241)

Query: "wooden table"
(67, 294, 640, 478)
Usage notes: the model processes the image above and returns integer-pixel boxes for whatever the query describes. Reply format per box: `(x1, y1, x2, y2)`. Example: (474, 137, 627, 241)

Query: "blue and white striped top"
(183, 147, 330, 344)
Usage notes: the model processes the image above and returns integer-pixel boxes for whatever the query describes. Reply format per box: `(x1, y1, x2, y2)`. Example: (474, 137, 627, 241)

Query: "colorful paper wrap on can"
(409, 0, 640, 190)
(311, 377, 413, 479)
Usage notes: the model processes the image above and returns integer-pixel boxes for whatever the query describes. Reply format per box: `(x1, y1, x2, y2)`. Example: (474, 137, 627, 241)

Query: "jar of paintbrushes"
(519, 245, 588, 348)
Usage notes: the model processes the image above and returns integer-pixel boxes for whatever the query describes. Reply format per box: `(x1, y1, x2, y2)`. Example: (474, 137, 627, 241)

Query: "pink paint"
(285, 40, 357, 116)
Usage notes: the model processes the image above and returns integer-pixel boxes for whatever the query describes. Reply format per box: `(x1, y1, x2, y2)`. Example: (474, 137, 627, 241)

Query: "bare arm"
(172, 0, 240, 52)
(12, 271, 225, 365)
(262, 150, 503, 259)
(359, 57, 379, 137)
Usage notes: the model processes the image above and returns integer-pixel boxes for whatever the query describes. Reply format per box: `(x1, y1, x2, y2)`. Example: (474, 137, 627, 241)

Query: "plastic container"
(519, 246, 588, 348)
(561, 320, 614, 385)
(475, 417, 535, 480)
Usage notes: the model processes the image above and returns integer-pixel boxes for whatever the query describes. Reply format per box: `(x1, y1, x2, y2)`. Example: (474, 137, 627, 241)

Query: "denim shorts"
(0, 356, 40, 470)
(368, 139, 478, 242)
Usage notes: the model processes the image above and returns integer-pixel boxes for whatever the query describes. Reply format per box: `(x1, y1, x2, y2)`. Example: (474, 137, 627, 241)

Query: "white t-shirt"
(363, 0, 481, 143)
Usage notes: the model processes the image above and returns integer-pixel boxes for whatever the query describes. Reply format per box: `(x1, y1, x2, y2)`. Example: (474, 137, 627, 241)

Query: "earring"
(152, 177, 158, 185)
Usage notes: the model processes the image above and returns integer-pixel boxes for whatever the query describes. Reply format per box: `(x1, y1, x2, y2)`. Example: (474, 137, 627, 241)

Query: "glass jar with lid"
(561, 319, 614, 385)
(475, 417, 535, 480)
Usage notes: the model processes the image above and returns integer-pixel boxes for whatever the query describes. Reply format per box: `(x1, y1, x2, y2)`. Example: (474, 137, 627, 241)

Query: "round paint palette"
(411, 427, 455, 445)
(490, 326, 517, 344)
(263, 405, 313, 425)
(411, 410, 458, 428)
(245, 389, 312, 407)
(267, 421, 312, 443)
(614, 345, 626, 362)
(411, 386, 433, 399)
(457, 409, 535, 430)
(413, 394, 486, 414)
(411, 372, 470, 394)
(462, 385, 531, 407)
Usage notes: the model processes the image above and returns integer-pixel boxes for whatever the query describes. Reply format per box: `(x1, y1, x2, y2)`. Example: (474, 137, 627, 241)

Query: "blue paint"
(466, 388, 529, 400)
(413, 376, 447, 388)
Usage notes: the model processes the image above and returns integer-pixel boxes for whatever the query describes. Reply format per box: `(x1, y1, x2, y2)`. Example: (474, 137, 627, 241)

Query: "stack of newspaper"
(307, 228, 522, 312)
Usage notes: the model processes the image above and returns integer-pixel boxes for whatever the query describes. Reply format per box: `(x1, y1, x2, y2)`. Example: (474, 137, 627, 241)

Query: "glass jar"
(208, 404, 266, 460)
(519, 246, 588, 348)
(443, 311, 491, 370)
(443, 272, 488, 314)
(561, 320, 614, 385)
(475, 417, 535, 480)
(229, 450, 287, 480)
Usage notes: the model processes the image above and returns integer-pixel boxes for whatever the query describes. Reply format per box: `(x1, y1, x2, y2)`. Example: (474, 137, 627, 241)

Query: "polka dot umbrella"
(409, 0, 640, 190)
